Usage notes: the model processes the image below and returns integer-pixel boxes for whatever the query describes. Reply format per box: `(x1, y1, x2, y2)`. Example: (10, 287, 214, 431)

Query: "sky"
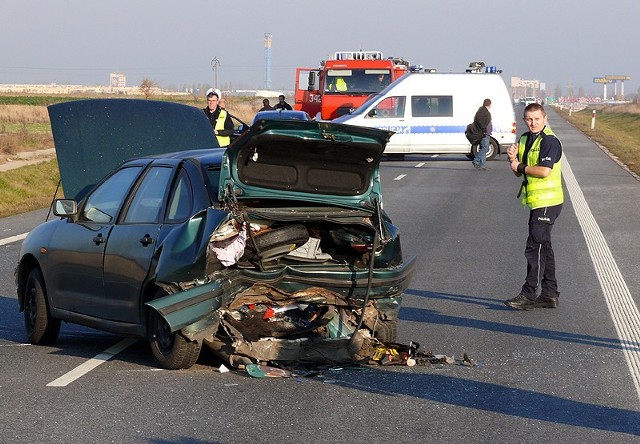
(1, 0, 638, 98)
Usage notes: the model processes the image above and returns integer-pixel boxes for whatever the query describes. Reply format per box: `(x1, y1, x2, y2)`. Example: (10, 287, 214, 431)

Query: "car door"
(47, 166, 144, 317)
(102, 165, 177, 323)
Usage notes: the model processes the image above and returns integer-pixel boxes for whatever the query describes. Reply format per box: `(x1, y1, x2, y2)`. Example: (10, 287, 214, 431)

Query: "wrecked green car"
(16, 99, 416, 369)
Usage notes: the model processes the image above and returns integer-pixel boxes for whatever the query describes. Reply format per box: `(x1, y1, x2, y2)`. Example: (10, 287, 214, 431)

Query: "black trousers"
(521, 204, 563, 299)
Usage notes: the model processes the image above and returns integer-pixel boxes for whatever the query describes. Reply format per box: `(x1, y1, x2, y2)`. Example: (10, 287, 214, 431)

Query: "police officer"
(504, 103, 563, 310)
(203, 88, 234, 147)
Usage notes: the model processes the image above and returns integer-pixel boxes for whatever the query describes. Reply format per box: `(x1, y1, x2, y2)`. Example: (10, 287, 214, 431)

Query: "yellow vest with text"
(518, 126, 563, 209)
(214, 109, 230, 147)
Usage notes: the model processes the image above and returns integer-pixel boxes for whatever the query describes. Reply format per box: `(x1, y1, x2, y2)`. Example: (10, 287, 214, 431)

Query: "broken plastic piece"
(246, 364, 292, 378)
(215, 364, 230, 373)
(286, 237, 332, 262)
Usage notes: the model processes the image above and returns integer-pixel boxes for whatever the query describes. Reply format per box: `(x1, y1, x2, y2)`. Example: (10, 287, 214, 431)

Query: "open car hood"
(48, 99, 218, 200)
(220, 120, 393, 209)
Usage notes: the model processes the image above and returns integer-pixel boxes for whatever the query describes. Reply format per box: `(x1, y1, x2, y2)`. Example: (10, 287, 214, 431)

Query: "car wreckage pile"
(17, 99, 474, 374)
(151, 190, 415, 369)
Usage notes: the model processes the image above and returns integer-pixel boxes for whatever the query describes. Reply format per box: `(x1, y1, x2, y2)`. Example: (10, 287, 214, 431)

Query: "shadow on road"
(402, 289, 639, 352)
(332, 367, 640, 436)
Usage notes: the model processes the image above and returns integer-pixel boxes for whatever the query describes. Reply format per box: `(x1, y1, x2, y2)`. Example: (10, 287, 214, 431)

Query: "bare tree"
(139, 78, 159, 99)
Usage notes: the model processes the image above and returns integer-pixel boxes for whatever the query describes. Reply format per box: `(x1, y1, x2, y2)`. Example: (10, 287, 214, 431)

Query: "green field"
(555, 104, 640, 176)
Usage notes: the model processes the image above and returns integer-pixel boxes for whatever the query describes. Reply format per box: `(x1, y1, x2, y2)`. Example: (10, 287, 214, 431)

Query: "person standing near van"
(504, 103, 563, 310)
(472, 98, 492, 170)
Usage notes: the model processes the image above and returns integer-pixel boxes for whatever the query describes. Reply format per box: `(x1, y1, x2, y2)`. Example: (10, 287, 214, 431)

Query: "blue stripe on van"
(410, 125, 466, 134)
(370, 125, 465, 134)
(370, 125, 511, 135)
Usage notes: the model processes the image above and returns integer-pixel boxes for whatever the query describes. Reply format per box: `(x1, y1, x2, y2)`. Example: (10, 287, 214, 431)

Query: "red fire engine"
(294, 50, 409, 120)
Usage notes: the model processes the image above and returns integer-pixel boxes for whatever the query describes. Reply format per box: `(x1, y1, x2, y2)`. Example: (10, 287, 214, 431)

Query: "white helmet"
(206, 88, 221, 99)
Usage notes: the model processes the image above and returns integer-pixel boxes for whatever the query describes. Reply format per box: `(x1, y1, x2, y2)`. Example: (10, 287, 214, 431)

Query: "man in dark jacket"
(472, 98, 492, 170)
(274, 94, 292, 110)
(203, 88, 234, 147)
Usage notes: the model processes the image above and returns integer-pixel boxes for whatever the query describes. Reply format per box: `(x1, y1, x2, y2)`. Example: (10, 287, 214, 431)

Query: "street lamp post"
(211, 57, 220, 89)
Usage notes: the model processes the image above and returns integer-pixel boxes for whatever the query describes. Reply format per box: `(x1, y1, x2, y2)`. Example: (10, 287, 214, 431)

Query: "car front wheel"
(23, 268, 61, 345)
(148, 309, 202, 369)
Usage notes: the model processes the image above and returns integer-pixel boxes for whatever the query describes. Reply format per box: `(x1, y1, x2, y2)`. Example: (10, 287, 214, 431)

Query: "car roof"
(251, 110, 310, 124)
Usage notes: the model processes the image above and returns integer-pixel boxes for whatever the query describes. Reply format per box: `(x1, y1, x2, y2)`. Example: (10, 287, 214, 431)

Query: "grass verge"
(555, 104, 640, 176)
(0, 159, 60, 218)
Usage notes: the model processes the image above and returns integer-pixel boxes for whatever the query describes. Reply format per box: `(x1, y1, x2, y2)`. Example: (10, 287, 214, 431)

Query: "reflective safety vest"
(214, 109, 230, 147)
(518, 126, 563, 209)
(331, 77, 348, 92)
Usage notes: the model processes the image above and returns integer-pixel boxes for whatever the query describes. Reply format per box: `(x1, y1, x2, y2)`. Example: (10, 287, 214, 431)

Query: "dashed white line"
(46, 338, 138, 387)
(394, 174, 407, 181)
(415, 162, 425, 168)
(0, 232, 28, 246)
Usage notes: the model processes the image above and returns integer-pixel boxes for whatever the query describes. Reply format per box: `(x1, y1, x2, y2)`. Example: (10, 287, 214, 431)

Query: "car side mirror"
(367, 109, 377, 118)
(53, 199, 78, 217)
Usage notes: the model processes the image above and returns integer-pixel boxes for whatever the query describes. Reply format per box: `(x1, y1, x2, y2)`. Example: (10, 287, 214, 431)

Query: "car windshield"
(324, 69, 391, 95)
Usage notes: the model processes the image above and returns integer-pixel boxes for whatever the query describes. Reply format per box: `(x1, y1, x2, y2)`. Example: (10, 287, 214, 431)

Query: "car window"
(412, 95, 453, 117)
(166, 169, 193, 223)
(368, 96, 406, 118)
(82, 166, 143, 223)
(123, 166, 173, 224)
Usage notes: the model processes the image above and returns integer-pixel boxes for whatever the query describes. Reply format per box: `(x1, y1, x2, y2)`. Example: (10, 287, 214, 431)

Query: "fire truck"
(294, 50, 410, 120)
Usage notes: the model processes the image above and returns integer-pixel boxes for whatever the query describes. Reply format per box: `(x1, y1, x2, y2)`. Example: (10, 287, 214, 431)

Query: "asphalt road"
(1, 107, 640, 443)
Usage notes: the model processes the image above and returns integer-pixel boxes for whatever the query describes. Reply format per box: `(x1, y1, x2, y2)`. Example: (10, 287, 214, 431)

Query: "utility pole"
(211, 57, 220, 89)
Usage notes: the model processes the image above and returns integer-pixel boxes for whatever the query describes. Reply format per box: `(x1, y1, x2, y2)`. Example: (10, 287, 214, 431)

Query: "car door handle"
(139, 234, 154, 246)
(92, 234, 106, 245)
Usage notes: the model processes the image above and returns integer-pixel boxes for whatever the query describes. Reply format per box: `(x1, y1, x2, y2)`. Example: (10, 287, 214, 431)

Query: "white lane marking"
(394, 174, 407, 181)
(415, 162, 425, 168)
(0, 343, 31, 347)
(563, 155, 640, 402)
(0, 233, 28, 246)
(431, 154, 439, 158)
(46, 338, 138, 387)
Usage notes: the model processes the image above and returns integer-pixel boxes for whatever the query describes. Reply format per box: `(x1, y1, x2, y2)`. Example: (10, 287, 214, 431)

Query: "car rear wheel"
(23, 268, 61, 345)
(471, 138, 498, 160)
(148, 308, 202, 370)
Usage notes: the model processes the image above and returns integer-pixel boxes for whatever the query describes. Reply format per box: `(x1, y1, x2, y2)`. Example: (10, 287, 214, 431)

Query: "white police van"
(333, 68, 517, 160)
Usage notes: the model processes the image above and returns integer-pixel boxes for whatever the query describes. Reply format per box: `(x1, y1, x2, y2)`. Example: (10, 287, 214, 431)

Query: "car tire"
(246, 224, 309, 261)
(23, 268, 61, 345)
(373, 319, 398, 343)
(148, 308, 202, 370)
(471, 138, 498, 161)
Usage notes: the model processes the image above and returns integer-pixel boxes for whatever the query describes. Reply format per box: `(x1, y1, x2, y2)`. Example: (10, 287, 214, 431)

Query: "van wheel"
(471, 139, 498, 161)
